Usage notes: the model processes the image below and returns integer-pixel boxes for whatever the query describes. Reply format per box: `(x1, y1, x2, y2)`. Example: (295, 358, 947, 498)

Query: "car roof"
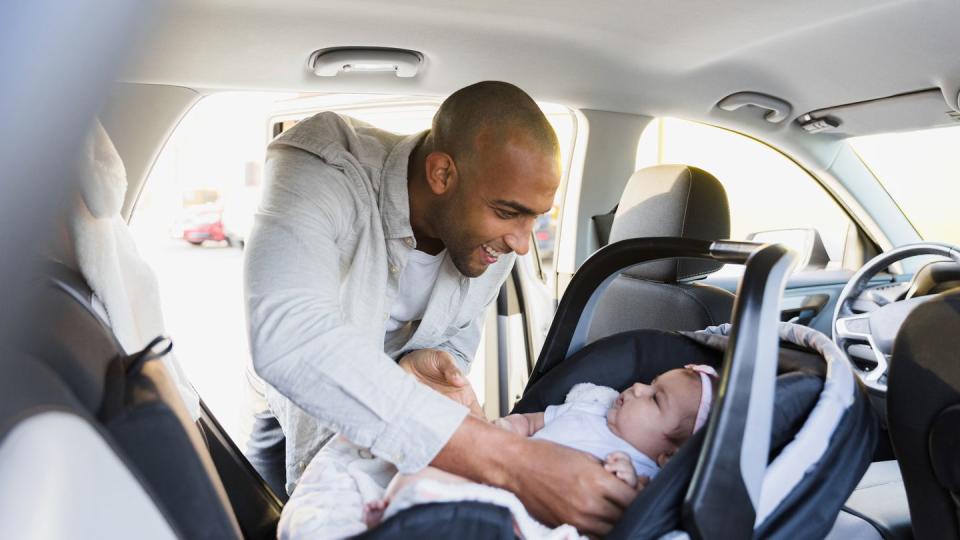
(125, 0, 960, 131)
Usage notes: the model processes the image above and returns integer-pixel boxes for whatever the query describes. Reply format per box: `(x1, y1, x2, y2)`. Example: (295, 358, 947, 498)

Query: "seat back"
(13, 264, 244, 539)
(587, 165, 734, 343)
(888, 289, 960, 540)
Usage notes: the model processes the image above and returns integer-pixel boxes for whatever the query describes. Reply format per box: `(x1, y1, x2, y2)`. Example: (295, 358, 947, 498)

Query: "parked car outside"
(181, 204, 227, 245)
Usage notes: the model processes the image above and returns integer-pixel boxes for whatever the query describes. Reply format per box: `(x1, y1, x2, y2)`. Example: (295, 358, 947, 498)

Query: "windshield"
(849, 124, 960, 244)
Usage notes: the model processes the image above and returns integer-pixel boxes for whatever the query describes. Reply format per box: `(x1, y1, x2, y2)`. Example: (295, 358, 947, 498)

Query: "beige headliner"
(126, 0, 960, 131)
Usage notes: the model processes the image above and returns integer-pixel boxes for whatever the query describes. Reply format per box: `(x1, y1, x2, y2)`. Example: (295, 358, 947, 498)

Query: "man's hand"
(432, 416, 637, 537)
(399, 349, 484, 418)
(508, 438, 638, 535)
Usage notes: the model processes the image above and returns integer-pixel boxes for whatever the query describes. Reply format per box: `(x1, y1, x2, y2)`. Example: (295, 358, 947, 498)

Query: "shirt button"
(403, 238, 414, 247)
(393, 452, 404, 463)
(359, 448, 373, 459)
(390, 265, 399, 273)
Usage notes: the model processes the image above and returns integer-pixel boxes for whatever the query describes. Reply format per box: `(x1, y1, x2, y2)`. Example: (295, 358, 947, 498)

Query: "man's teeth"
(482, 244, 502, 258)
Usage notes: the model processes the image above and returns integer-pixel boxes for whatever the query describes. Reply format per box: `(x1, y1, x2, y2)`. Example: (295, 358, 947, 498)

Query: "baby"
(495, 364, 718, 488)
(364, 364, 718, 526)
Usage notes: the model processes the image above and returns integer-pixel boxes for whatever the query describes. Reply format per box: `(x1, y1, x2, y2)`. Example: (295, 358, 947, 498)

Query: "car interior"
(3, 0, 960, 538)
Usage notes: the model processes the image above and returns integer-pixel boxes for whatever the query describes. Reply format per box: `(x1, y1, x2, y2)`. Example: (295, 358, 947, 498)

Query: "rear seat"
(12, 262, 245, 539)
(0, 118, 283, 539)
(29, 262, 283, 538)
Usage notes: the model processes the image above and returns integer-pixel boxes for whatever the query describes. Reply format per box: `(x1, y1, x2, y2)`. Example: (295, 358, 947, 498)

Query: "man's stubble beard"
(433, 198, 484, 279)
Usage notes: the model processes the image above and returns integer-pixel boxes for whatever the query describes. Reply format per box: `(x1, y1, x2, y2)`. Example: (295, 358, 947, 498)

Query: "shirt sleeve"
(433, 310, 484, 375)
(244, 144, 467, 473)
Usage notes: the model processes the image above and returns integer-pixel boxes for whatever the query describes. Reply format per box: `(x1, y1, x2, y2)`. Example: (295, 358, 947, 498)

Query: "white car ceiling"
(124, 0, 960, 129)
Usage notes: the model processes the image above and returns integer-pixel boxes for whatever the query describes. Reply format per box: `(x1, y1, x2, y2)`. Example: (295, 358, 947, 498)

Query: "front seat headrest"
(609, 164, 730, 283)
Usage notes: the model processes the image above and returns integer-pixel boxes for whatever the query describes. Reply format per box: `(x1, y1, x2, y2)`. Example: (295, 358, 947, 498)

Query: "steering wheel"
(832, 242, 960, 393)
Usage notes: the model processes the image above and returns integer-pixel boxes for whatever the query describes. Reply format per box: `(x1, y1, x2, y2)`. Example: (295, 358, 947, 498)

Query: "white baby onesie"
(532, 383, 659, 479)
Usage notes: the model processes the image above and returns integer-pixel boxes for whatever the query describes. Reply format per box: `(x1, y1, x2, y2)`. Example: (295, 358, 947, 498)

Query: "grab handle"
(717, 92, 793, 124)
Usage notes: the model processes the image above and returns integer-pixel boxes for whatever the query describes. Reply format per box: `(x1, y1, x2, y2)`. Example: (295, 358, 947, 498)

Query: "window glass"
(131, 92, 290, 446)
(849, 125, 960, 244)
(130, 92, 575, 444)
(635, 118, 853, 275)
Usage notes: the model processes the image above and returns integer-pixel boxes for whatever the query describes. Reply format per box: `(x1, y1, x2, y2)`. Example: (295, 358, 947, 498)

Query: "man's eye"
(495, 209, 518, 219)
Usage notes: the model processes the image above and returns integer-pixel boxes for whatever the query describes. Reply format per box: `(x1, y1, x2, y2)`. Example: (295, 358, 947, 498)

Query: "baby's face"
(606, 368, 702, 460)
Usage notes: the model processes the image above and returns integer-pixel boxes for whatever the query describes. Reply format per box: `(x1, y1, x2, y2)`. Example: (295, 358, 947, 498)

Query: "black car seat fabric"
(358, 502, 515, 540)
(514, 329, 723, 413)
(15, 263, 244, 540)
(888, 289, 960, 540)
(514, 328, 827, 415)
(587, 165, 735, 343)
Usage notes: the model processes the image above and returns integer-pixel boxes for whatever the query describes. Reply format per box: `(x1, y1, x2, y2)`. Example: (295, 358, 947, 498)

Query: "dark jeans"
(245, 409, 288, 502)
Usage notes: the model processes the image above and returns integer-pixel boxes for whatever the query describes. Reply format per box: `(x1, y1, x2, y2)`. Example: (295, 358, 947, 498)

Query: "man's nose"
(504, 218, 534, 256)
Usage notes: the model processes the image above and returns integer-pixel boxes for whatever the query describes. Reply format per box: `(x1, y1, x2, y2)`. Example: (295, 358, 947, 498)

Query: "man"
(244, 81, 635, 535)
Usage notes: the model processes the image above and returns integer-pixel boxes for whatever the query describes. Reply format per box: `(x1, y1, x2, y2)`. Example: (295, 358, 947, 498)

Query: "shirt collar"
(379, 130, 428, 240)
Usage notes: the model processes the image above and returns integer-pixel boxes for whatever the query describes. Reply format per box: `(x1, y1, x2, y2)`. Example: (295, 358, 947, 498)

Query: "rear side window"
(635, 118, 854, 275)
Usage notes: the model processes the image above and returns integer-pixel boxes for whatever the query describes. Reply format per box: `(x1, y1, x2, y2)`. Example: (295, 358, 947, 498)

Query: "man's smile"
(480, 242, 504, 264)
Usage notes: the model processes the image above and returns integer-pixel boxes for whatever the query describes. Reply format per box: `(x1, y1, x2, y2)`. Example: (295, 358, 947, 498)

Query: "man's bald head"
(409, 81, 562, 278)
(429, 81, 560, 168)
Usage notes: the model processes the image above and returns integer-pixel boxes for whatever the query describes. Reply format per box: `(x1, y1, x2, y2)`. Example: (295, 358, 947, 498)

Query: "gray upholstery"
(832, 460, 912, 540)
(609, 164, 731, 282)
(588, 165, 734, 342)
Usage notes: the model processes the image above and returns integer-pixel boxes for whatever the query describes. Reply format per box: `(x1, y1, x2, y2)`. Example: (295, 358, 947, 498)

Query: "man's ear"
(424, 151, 457, 195)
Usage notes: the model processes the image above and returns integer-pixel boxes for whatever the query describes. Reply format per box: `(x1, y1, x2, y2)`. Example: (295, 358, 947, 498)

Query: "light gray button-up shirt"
(244, 112, 514, 492)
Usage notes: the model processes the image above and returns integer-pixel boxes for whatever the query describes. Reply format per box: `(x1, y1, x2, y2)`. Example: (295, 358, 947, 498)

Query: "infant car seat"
(361, 237, 877, 539)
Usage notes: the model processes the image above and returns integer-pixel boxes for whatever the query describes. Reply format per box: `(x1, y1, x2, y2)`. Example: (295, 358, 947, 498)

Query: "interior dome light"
(309, 47, 423, 78)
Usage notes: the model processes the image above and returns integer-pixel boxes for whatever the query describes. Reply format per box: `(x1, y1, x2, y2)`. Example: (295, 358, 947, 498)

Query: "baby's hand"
(493, 414, 529, 435)
(363, 499, 388, 529)
(604, 451, 647, 490)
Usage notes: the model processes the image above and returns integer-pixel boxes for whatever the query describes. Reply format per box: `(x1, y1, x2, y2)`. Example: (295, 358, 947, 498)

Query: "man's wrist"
(486, 424, 527, 491)
(431, 414, 526, 491)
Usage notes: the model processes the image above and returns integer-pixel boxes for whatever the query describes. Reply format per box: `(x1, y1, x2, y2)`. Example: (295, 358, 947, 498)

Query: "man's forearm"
(430, 414, 524, 491)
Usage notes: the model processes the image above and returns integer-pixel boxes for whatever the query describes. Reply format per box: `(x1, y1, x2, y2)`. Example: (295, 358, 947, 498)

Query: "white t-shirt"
(384, 248, 446, 333)
(533, 383, 660, 479)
